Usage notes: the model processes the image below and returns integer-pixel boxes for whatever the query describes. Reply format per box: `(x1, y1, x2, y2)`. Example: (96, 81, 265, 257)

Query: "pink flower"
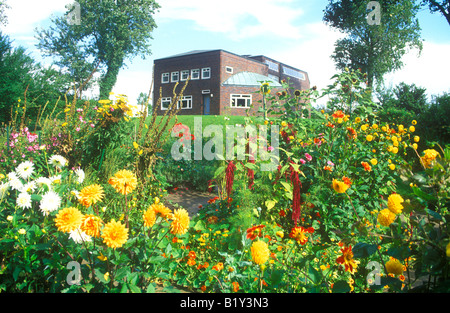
(90, 124, 95, 128)
(267, 146, 274, 152)
(299, 159, 306, 164)
(305, 153, 312, 162)
(76, 127, 80, 132)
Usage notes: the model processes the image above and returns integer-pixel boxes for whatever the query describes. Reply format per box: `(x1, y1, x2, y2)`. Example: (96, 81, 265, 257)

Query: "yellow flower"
(251, 240, 270, 265)
(366, 135, 373, 142)
(377, 209, 396, 227)
(281, 121, 287, 127)
(387, 193, 404, 214)
(355, 117, 361, 123)
(361, 124, 368, 131)
(389, 164, 396, 170)
(18, 228, 26, 235)
(411, 120, 417, 125)
(143, 206, 156, 227)
(104, 272, 110, 282)
(55, 207, 83, 233)
(79, 184, 104, 208)
(61, 122, 68, 127)
(414, 136, 420, 142)
(133, 142, 139, 149)
(421, 149, 440, 169)
(398, 125, 404, 132)
(170, 209, 190, 235)
(370, 158, 378, 166)
(392, 147, 399, 154)
(108, 169, 138, 195)
(97, 252, 107, 262)
(150, 202, 173, 219)
(409, 126, 415, 132)
(372, 124, 378, 129)
(101, 219, 129, 249)
(80, 214, 103, 238)
(385, 258, 403, 276)
(276, 231, 284, 238)
(332, 179, 349, 193)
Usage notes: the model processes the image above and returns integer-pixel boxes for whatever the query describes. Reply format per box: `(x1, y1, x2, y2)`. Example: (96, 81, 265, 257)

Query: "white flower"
(49, 175, 62, 185)
(75, 168, 85, 184)
(35, 177, 52, 190)
(49, 155, 67, 169)
(7, 172, 23, 191)
(0, 181, 9, 199)
(71, 189, 80, 199)
(16, 161, 34, 180)
(20, 181, 36, 194)
(69, 228, 92, 244)
(39, 190, 61, 216)
(16, 192, 32, 209)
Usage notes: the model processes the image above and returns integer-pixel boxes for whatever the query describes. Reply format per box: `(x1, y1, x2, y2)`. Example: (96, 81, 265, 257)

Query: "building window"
(162, 73, 169, 83)
(282, 66, 306, 80)
(226, 66, 233, 74)
(171, 71, 179, 82)
(178, 95, 193, 109)
(191, 69, 200, 80)
(202, 67, 211, 79)
(265, 60, 279, 72)
(230, 94, 251, 108)
(181, 70, 189, 81)
(161, 97, 172, 110)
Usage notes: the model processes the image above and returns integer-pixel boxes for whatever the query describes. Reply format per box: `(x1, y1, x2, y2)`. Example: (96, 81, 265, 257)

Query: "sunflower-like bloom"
(101, 219, 129, 249)
(377, 209, 396, 227)
(385, 257, 403, 276)
(151, 202, 173, 219)
(332, 179, 349, 193)
(80, 214, 103, 238)
(251, 240, 270, 265)
(143, 206, 156, 228)
(336, 245, 359, 274)
(78, 184, 104, 207)
(170, 209, 190, 235)
(108, 169, 138, 195)
(55, 207, 83, 233)
(421, 149, 440, 169)
(387, 193, 404, 214)
(289, 226, 314, 245)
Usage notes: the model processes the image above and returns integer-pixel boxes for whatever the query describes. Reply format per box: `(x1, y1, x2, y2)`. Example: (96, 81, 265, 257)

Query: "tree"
(323, 0, 423, 90)
(421, 0, 450, 26)
(36, 0, 160, 100)
(0, 0, 9, 26)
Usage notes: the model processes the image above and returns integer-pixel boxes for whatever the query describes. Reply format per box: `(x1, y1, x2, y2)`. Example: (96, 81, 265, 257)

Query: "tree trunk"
(99, 59, 122, 100)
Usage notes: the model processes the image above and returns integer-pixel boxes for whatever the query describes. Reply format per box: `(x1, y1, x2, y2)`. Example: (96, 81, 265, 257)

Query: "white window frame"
(180, 70, 189, 81)
(171, 71, 179, 82)
(226, 66, 233, 74)
(282, 66, 306, 80)
(178, 95, 193, 109)
(265, 60, 279, 72)
(191, 69, 200, 80)
(202, 67, 211, 79)
(161, 73, 170, 84)
(230, 94, 252, 108)
(161, 97, 171, 110)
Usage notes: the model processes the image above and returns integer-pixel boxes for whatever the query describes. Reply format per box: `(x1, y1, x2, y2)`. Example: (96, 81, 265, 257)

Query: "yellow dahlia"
(101, 219, 129, 249)
(170, 208, 190, 235)
(80, 214, 103, 238)
(385, 258, 403, 276)
(151, 202, 173, 219)
(421, 149, 440, 169)
(55, 207, 83, 233)
(108, 169, 138, 195)
(78, 184, 104, 207)
(251, 240, 270, 265)
(377, 209, 396, 227)
(332, 179, 349, 193)
(143, 206, 156, 228)
(387, 193, 404, 214)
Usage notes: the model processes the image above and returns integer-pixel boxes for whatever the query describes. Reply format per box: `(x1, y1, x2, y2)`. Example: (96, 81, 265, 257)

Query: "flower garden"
(0, 69, 449, 293)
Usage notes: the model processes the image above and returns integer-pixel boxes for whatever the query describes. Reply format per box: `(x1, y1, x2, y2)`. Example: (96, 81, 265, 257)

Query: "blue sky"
(2, 0, 450, 105)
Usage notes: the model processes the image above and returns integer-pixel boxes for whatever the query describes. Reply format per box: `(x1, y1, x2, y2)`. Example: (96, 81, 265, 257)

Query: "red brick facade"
(153, 50, 309, 117)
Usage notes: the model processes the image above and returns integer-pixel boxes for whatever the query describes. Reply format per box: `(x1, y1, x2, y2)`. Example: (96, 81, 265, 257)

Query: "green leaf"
(265, 199, 276, 211)
(387, 246, 411, 260)
(146, 283, 156, 293)
(332, 280, 351, 293)
(352, 243, 378, 258)
(412, 186, 437, 202)
(425, 209, 443, 221)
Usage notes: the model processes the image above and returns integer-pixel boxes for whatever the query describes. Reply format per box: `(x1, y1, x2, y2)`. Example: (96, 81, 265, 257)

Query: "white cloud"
(3, 0, 71, 35)
(156, 0, 305, 40)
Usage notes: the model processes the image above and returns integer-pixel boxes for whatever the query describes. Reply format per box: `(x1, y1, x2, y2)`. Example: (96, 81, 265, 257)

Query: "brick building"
(153, 49, 310, 116)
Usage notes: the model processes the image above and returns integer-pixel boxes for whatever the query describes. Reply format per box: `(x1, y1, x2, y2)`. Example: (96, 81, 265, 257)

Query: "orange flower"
(342, 176, 352, 187)
(188, 251, 196, 260)
(212, 262, 224, 271)
(289, 226, 314, 245)
(201, 285, 207, 292)
(323, 166, 333, 172)
(332, 110, 345, 119)
(80, 214, 103, 238)
(187, 258, 196, 266)
(347, 127, 357, 139)
(336, 245, 359, 274)
(326, 122, 335, 128)
(246, 224, 265, 240)
(361, 161, 372, 172)
(207, 215, 219, 224)
(232, 282, 240, 292)
(208, 196, 219, 204)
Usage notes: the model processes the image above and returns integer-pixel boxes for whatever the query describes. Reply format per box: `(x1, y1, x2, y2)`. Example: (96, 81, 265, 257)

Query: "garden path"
(164, 187, 214, 217)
